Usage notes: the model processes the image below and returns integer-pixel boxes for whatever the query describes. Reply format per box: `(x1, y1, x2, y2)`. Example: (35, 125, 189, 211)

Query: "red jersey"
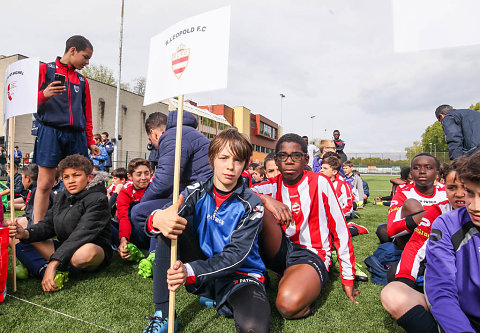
(332, 174, 353, 216)
(116, 184, 146, 240)
(395, 200, 451, 281)
(387, 183, 446, 238)
(252, 171, 356, 285)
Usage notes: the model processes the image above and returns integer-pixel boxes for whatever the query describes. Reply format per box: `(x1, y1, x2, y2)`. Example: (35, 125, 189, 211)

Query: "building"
(198, 104, 280, 162)
(0, 54, 231, 167)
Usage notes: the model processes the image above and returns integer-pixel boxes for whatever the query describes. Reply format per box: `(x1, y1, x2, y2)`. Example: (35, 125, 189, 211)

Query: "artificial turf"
(0, 174, 404, 332)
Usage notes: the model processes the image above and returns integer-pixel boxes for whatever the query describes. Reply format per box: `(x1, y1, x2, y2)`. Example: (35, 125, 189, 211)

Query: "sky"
(2, 0, 480, 154)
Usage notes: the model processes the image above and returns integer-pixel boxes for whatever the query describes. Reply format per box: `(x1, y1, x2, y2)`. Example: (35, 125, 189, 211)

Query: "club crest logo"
(7, 81, 17, 101)
(74, 85, 80, 93)
(292, 202, 301, 214)
(172, 44, 190, 79)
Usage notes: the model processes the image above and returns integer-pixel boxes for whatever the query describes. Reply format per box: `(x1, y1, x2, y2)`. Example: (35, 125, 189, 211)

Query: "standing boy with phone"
(34, 35, 100, 225)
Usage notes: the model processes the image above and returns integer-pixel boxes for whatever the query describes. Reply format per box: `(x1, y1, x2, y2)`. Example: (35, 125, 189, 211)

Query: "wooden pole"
(168, 95, 185, 333)
(8, 117, 16, 292)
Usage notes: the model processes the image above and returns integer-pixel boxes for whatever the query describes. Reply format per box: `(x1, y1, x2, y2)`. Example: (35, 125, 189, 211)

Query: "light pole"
(434, 143, 437, 157)
(113, 0, 125, 169)
(280, 93, 285, 127)
(324, 128, 327, 139)
(310, 115, 316, 140)
(429, 143, 433, 154)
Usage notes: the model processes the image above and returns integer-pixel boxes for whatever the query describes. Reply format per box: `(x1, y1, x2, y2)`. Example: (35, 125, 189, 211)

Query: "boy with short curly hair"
(10, 154, 112, 292)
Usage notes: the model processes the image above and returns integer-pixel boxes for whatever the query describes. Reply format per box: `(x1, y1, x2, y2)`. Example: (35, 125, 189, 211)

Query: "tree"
(405, 141, 422, 161)
(469, 102, 480, 111)
(132, 77, 146, 96)
(80, 64, 116, 85)
(421, 121, 447, 153)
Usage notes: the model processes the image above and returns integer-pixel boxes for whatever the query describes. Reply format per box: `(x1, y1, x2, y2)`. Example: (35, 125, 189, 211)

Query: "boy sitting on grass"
(381, 158, 466, 332)
(0, 163, 29, 210)
(423, 152, 480, 332)
(251, 165, 266, 184)
(320, 156, 368, 236)
(252, 133, 359, 320)
(114, 159, 156, 274)
(9, 154, 112, 292)
(143, 128, 270, 333)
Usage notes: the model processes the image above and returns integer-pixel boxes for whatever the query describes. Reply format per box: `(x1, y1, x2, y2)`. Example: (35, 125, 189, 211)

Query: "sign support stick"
(169, 95, 185, 333)
(8, 117, 16, 292)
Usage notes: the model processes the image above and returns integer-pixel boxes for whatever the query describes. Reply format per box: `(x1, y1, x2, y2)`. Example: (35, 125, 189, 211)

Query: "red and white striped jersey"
(332, 174, 353, 216)
(395, 200, 451, 281)
(252, 171, 356, 285)
(387, 183, 446, 237)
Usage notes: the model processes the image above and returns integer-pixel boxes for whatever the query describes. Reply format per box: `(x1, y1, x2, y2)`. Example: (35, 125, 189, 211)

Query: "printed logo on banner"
(172, 44, 190, 79)
(7, 82, 17, 101)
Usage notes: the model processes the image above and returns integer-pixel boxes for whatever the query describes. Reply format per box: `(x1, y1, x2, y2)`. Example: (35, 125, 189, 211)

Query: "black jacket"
(442, 108, 480, 160)
(25, 173, 112, 266)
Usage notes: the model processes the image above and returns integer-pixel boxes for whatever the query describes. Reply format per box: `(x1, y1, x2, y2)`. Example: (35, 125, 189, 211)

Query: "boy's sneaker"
(138, 252, 155, 278)
(143, 310, 177, 333)
(374, 197, 381, 205)
(199, 296, 216, 308)
(347, 222, 369, 235)
(354, 262, 369, 282)
(127, 243, 145, 262)
(16, 261, 28, 280)
(54, 271, 69, 290)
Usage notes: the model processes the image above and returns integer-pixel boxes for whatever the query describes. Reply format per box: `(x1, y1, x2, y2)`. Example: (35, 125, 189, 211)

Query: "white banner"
(144, 6, 230, 105)
(393, 0, 480, 52)
(3, 57, 39, 121)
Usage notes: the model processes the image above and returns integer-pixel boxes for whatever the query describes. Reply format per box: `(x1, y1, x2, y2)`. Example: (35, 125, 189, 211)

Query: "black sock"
(153, 236, 171, 317)
(397, 305, 438, 333)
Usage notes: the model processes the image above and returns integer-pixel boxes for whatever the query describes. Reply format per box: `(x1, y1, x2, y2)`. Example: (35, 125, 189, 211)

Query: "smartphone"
(54, 73, 66, 86)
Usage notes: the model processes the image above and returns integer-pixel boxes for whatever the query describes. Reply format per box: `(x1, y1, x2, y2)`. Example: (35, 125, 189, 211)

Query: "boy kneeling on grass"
(113, 158, 157, 276)
(9, 154, 112, 292)
(143, 128, 270, 333)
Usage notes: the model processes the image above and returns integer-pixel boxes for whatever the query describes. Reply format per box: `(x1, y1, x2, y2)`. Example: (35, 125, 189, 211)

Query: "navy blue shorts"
(268, 233, 329, 289)
(33, 123, 88, 168)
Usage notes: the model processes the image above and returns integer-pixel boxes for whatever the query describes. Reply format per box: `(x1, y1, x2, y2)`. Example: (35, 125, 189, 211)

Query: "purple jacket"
(425, 207, 480, 333)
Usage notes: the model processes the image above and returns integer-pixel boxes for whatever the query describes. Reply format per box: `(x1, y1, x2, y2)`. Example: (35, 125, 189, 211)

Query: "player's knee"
(401, 199, 423, 218)
(235, 318, 269, 333)
(381, 283, 407, 319)
(71, 249, 97, 269)
(275, 290, 303, 319)
(376, 224, 391, 243)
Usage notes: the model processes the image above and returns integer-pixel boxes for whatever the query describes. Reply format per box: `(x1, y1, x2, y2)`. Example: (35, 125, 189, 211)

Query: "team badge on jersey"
(74, 85, 80, 93)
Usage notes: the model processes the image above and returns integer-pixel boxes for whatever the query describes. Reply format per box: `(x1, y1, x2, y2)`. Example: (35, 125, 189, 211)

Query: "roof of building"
(169, 98, 230, 126)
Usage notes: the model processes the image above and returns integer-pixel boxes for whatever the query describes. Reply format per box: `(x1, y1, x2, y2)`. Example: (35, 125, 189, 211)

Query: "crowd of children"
(2, 118, 479, 332)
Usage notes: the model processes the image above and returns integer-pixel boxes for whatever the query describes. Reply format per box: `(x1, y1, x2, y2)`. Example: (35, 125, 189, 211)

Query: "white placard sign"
(144, 6, 230, 105)
(393, 0, 480, 52)
(3, 57, 39, 121)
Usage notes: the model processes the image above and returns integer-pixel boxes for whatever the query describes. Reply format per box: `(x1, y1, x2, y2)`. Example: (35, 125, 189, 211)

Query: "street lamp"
(310, 115, 316, 140)
(280, 94, 285, 127)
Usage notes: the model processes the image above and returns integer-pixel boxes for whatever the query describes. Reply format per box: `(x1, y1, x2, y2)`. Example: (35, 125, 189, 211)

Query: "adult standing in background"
(101, 132, 114, 172)
(13, 146, 22, 166)
(435, 104, 480, 160)
(333, 130, 347, 164)
(302, 135, 319, 169)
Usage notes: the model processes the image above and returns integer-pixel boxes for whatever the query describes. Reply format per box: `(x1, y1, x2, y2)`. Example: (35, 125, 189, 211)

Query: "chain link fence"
(346, 151, 451, 174)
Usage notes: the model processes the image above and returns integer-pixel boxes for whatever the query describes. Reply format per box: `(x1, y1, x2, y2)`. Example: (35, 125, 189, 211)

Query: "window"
(259, 121, 276, 139)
